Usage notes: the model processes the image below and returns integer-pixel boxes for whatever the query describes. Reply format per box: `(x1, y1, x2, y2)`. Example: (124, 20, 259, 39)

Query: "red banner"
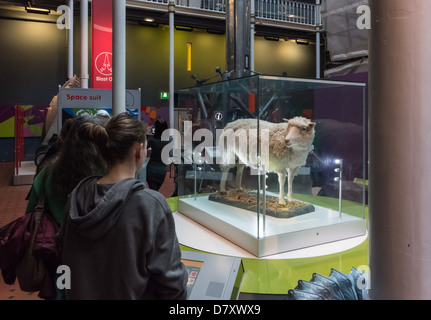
(91, 0, 112, 89)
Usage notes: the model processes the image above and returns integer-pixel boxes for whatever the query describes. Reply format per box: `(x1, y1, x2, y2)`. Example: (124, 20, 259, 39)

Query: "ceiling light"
(206, 28, 224, 35)
(264, 36, 279, 42)
(25, 7, 50, 15)
(144, 17, 155, 23)
(139, 20, 159, 28)
(296, 39, 309, 45)
(175, 26, 193, 32)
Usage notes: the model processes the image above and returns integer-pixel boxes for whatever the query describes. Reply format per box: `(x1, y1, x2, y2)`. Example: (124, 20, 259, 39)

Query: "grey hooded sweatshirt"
(61, 176, 188, 300)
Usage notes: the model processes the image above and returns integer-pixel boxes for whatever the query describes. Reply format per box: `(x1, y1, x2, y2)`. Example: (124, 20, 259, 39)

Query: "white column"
(113, 0, 126, 115)
(168, 0, 175, 129)
(316, 29, 320, 79)
(80, 0, 89, 88)
(67, 0, 74, 79)
(369, 0, 431, 299)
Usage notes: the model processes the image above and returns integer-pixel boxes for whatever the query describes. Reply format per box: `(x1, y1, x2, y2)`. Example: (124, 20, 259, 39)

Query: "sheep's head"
(283, 117, 316, 148)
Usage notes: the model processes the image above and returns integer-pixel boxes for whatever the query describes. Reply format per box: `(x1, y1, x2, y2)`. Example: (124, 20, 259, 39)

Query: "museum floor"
(0, 162, 369, 300)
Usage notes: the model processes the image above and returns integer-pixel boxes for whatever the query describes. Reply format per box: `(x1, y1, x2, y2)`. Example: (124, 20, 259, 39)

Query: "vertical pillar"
(315, 29, 320, 79)
(315, 0, 320, 79)
(80, 0, 89, 88)
(168, 0, 175, 129)
(113, 0, 126, 115)
(226, 0, 251, 78)
(250, 0, 255, 73)
(369, 0, 431, 299)
(67, 0, 74, 79)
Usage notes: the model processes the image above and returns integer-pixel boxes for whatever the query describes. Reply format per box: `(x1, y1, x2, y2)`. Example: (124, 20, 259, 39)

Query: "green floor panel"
(238, 259, 272, 293)
(170, 195, 369, 295)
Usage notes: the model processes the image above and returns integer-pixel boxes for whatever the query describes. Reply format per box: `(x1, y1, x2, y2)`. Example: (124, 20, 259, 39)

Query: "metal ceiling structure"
(0, 0, 322, 41)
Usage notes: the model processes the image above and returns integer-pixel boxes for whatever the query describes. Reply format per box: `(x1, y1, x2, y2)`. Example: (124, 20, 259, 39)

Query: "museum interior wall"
(0, 8, 317, 161)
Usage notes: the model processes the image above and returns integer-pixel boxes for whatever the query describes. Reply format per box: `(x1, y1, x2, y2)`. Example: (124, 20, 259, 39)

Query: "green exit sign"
(160, 92, 169, 100)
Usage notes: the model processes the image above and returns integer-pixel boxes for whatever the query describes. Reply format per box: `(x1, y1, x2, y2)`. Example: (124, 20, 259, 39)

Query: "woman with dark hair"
(146, 118, 169, 190)
(24, 114, 108, 299)
(26, 114, 108, 225)
(61, 113, 187, 300)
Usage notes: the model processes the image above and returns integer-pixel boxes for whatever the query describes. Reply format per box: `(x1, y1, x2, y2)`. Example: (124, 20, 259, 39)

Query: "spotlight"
(175, 26, 193, 32)
(25, 7, 50, 15)
(264, 36, 280, 42)
(139, 20, 159, 28)
(296, 39, 310, 46)
(206, 28, 224, 35)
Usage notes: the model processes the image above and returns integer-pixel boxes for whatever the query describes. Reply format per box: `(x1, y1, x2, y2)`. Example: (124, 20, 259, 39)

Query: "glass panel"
(256, 76, 366, 237)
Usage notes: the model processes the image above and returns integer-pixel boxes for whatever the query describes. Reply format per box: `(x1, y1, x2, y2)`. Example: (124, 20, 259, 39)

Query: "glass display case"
(175, 75, 367, 257)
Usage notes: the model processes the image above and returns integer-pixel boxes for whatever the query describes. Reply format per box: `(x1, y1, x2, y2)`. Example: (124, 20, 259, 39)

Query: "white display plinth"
(178, 195, 367, 258)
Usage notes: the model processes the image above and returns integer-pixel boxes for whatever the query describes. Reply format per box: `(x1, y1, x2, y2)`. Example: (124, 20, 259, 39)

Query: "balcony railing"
(132, 0, 322, 27)
(255, 0, 321, 26)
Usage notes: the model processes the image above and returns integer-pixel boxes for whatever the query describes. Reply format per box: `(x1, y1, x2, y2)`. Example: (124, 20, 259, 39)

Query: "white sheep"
(219, 117, 316, 205)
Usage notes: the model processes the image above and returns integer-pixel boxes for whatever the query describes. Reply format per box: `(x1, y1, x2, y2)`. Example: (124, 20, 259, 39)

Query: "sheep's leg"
(220, 143, 237, 192)
(287, 167, 298, 202)
(220, 165, 231, 192)
(278, 172, 287, 205)
(236, 164, 246, 190)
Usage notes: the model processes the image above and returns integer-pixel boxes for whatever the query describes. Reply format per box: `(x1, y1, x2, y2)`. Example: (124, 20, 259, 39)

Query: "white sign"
(214, 112, 223, 121)
(57, 88, 141, 131)
(95, 52, 113, 77)
(58, 88, 140, 109)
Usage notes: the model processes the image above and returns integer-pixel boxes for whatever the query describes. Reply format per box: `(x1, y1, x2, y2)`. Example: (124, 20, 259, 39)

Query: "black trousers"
(146, 161, 167, 191)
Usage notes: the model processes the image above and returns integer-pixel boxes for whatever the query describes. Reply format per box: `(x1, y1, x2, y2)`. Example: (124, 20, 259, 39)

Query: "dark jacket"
(61, 176, 188, 300)
(0, 204, 59, 299)
(26, 167, 68, 225)
(0, 213, 33, 284)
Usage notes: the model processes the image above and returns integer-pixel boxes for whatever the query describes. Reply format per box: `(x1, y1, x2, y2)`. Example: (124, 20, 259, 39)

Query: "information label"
(58, 88, 141, 110)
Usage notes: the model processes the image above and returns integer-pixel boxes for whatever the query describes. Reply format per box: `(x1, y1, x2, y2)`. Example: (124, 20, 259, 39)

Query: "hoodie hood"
(68, 176, 145, 240)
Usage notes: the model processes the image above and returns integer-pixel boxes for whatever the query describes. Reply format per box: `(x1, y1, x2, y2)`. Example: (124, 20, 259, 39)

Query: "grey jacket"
(62, 176, 188, 300)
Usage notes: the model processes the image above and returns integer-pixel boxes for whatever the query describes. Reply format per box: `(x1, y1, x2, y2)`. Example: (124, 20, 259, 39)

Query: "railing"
(14, 105, 24, 175)
(177, 0, 226, 12)
(134, 0, 322, 26)
(255, 0, 321, 26)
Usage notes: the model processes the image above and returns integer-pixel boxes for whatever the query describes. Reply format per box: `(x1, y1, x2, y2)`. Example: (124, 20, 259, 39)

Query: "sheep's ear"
(309, 122, 316, 129)
(283, 118, 290, 123)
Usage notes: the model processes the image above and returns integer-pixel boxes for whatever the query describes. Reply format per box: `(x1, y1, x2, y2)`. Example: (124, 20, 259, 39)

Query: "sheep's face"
(284, 120, 316, 148)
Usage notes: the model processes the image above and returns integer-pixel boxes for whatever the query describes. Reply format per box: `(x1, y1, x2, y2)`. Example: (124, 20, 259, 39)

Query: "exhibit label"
(58, 88, 141, 110)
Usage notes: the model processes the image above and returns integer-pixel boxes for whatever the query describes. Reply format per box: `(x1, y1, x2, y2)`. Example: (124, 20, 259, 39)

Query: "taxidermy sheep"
(218, 117, 316, 205)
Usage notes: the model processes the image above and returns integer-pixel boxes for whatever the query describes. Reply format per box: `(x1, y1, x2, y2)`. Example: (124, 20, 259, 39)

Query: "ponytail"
(79, 112, 146, 168)
(79, 122, 109, 149)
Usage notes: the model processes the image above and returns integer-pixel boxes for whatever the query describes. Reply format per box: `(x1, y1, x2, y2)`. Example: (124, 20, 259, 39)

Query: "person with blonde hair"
(61, 112, 187, 300)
